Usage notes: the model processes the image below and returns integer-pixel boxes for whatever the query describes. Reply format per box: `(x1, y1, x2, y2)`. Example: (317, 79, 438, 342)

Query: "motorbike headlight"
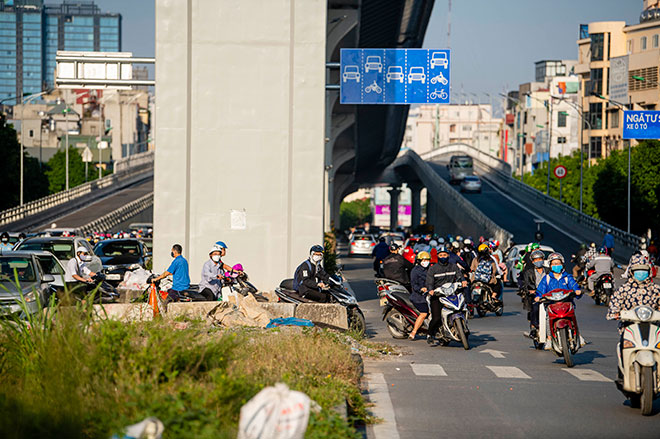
(635, 306, 653, 322)
(622, 339, 635, 349)
(23, 291, 36, 303)
(345, 295, 357, 305)
(105, 265, 117, 272)
(128, 263, 142, 270)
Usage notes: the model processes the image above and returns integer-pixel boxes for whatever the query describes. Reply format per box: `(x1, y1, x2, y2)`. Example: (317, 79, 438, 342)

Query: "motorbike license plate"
(603, 283, 612, 288)
(379, 297, 388, 307)
(106, 274, 121, 281)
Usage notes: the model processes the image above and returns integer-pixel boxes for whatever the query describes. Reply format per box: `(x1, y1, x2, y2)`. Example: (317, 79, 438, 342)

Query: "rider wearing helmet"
(532, 252, 582, 328)
(586, 247, 615, 294)
(521, 249, 548, 332)
(470, 243, 499, 302)
(371, 236, 390, 276)
(382, 243, 414, 291)
(199, 242, 230, 301)
(409, 251, 432, 340)
(584, 242, 598, 265)
(571, 243, 589, 279)
(293, 245, 331, 302)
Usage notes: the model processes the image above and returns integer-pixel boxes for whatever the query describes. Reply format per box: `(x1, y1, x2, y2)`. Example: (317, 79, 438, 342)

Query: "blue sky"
(423, 0, 640, 103)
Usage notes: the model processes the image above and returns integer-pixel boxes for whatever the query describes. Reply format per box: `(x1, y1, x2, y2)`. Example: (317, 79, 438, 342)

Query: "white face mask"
(79, 254, 92, 262)
(311, 254, 323, 263)
(420, 260, 430, 268)
(211, 255, 221, 263)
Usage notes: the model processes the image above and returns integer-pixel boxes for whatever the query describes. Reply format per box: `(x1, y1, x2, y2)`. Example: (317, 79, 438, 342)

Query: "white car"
(408, 67, 426, 84)
(460, 175, 482, 193)
(365, 56, 383, 73)
(343, 65, 360, 82)
(503, 244, 555, 286)
(430, 52, 448, 69)
(349, 234, 376, 256)
(386, 66, 404, 83)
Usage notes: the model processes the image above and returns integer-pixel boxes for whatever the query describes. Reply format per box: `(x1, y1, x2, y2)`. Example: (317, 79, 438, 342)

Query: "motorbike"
(616, 306, 660, 416)
(376, 278, 427, 339)
(77, 273, 120, 303)
(134, 275, 209, 303)
(434, 282, 470, 349)
(275, 274, 365, 336)
(592, 271, 614, 306)
(221, 271, 268, 302)
(471, 280, 503, 317)
(534, 289, 581, 367)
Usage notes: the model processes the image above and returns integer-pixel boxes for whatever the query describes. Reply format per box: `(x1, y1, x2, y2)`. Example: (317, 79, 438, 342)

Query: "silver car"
(503, 244, 555, 286)
(0, 252, 55, 317)
(349, 234, 376, 256)
(460, 175, 482, 193)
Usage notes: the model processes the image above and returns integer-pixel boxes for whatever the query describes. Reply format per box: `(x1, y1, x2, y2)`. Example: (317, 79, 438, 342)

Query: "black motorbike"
(592, 272, 614, 306)
(222, 272, 268, 302)
(81, 273, 120, 303)
(275, 274, 365, 336)
(133, 275, 209, 303)
(471, 280, 503, 317)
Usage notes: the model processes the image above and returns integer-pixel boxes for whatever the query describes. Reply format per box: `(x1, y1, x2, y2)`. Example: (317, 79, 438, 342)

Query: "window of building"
(557, 137, 567, 144)
(628, 39, 633, 54)
(654, 34, 659, 48)
(641, 36, 647, 50)
(29, 129, 34, 137)
(523, 111, 528, 124)
(589, 103, 603, 129)
(462, 125, 472, 131)
(591, 33, 604, 61)
(589, 136, 602, 158)
(590, 68, 603, 95)
(558, 112, 567, 127)
(449, 124, 456, 133)
(611, 111, 620, 128)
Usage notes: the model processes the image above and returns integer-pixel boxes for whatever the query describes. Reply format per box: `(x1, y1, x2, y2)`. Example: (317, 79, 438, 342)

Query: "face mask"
(171, 252, 175, 258)
(551, 265, 563, 274)
(438, 257, 449, 265)
(633, 271, 649, 282)
(311, 254, 323, 263)
(420, 260, 430, 268)
(211, 255, 221, 263)
(1, 238, 7, 243)
(533, 260, 544, 268)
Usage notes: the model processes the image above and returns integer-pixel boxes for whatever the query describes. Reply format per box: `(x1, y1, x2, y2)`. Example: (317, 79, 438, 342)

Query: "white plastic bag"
(237, 383, 311, 439)
(112, 417, 164, 439)
(121, 268, 153, 291)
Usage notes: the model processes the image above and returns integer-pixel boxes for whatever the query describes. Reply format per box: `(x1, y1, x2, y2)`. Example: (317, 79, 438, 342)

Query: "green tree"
(339, 198, 372, 231)
(0, 116, 49, 211)
(45, 146, 94, 193)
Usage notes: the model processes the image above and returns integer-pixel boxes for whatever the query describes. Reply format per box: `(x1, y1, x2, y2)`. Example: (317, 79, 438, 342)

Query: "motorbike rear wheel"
(640, 366, 654, 416)
(385, 309, 408, 339)
(455, 319, 470, 350)
(477, 307, 486, 318)
(560, 327, 574, 368)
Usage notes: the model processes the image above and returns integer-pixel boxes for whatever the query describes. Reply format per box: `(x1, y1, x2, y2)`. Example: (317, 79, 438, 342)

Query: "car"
(349, 234, 376, 256)
(365, 56, 383, 73)
(408, 67, 426, 84)
(0, 252, 56, 317)
(503, 244, 555, 286)
(14, 236, 103, 273)
(460, 175, 482, 193)
(430, 51, 448, 69)
(129, 222, 153, 237)
(93, 239, 152, 285)
(448, 155, 474, 184)
(379, 232, 405, 247)
(342, 65, 360, 83)
(40, 227, 78, 237)
(386, 66, 404, 83)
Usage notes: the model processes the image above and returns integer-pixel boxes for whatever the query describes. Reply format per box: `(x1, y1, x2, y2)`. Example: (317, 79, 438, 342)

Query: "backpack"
(292, 260, 314, 291)
(474, 258, 493, 283)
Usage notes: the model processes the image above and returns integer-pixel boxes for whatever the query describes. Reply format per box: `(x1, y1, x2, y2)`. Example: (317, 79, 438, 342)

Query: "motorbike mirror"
(42, 274, 55, 283)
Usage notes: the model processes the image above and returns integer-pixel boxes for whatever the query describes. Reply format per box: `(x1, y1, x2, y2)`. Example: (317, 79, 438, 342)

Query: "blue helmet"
(214, 241, 228, 250)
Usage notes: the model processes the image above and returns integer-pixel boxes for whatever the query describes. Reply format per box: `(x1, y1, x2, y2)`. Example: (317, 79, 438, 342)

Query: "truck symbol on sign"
(365, 56, 383, 73)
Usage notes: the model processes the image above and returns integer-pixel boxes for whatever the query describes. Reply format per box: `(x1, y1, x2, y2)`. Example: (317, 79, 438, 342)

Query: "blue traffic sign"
(340, 49, 450, 105)
(622, 111, 660, 139)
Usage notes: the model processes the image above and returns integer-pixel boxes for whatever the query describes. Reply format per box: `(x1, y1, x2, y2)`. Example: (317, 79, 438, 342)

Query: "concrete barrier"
(92, 303, 154, 321)
(295, 303, 348, 330)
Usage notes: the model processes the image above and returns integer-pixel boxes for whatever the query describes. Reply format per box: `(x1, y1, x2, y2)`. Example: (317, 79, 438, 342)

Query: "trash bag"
(238, 383, 311, 439)
(120, 268, 153, 291)
(266, 317, 314, 329)
(111, 417, 164, 439)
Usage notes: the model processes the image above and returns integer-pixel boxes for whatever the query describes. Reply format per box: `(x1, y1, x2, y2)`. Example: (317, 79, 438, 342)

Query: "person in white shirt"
(65, 247, 96, 286)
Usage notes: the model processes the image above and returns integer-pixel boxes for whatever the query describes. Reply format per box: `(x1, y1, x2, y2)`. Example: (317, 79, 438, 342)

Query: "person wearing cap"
(293, 245, 331, 302)
(382, 243, 414, 291)
(64, 247, 97, 290)
(409, 251, 431, 340)
(151, 244, 191, 302)
(607, 254, 660, 331)
(199, 244, 228, 300)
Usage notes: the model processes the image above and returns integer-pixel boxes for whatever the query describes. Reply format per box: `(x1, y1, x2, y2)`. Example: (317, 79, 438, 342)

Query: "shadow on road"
(468, 332, 497, 348)
(552, 349, 607, 366)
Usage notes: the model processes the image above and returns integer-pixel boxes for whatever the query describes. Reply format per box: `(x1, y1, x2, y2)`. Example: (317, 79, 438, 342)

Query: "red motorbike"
(534, 288, 581, 367)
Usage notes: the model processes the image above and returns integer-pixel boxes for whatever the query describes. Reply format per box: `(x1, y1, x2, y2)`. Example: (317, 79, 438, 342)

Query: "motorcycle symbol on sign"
(430, 72, 448, 85)
(365, 80, 382, 94)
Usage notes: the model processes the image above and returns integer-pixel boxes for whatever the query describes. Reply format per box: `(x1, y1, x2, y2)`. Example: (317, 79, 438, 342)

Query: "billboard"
(609, 55, 629, 104)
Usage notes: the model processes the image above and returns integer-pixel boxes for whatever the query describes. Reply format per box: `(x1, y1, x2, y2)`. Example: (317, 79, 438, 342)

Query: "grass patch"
(0, 304, 370, 438)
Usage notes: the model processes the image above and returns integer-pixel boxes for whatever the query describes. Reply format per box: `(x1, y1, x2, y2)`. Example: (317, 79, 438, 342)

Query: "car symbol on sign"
(430, 52, 448, 69)
(408, 67, 426, 84)
(343, 65, 360, 83)
(386, 66, 404, 83)
(365, 56, 383, 73)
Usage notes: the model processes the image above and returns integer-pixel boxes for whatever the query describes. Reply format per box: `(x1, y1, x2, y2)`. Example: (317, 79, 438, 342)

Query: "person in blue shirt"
(151, 243, 191, 302)
(603, 228, 615, 257)
(531, 252, 582, 329)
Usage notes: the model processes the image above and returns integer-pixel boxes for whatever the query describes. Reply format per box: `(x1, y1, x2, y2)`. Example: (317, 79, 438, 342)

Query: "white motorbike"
(433, 282, 470, 350)
(616, 305, 660, 416)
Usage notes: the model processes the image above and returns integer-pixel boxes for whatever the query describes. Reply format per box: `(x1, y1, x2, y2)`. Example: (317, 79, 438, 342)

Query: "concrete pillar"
(409, 183, 422, 229)
(388, 187, 401, 231)
(426, 191, 436, 230)
(154, 0, 327, 289)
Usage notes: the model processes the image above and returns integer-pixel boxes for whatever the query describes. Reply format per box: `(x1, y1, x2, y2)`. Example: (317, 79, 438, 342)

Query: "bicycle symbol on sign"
(365, 80, 382, 94)
(430, 89, 448, 100)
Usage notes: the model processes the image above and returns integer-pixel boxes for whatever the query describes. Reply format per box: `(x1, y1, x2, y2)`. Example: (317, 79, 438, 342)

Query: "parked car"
(14, 236, 102, 273)
(0, 252, 55, 317)
(460, 175, 482, 193)
(349, 234, 376, 256)
(93, 239, 152, 285)
(503, 244, 555, 286)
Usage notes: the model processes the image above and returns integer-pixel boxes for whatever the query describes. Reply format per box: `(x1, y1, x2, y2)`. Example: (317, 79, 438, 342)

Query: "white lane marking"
(411, 363, 448, 376)
(480, 349, 508, 359)
(562, 368, 613, 382)
(479, 174, 582, 245)
(365, 373, 400, 439)
(486, 366, 531, 379)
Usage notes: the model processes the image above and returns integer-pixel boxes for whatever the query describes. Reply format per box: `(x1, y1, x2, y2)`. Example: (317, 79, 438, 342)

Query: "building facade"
(0, 0, 120, 103)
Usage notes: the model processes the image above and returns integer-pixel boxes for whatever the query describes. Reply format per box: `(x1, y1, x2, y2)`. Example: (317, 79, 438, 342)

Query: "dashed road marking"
(563, 368, 613, 382)
(366, 373, 400, 439)
(411, 363, 447, 376)
(486, 366, 531, 379)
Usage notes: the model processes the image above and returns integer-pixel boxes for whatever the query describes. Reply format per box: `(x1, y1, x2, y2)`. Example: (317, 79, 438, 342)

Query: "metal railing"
(114, 150, 154, 173)
(420, 143, 642, 251)
(0, 150, 154, 228)
(77, 192, 154, 235)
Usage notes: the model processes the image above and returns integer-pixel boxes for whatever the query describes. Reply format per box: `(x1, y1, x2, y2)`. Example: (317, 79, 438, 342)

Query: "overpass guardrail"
(420, 144, 642, 260)
(0, 151, 154, 231)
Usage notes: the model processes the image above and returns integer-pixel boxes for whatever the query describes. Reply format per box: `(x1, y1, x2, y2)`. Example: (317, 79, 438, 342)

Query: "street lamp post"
(63, 107, 70, 191)
(545, 98, 553, 196)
